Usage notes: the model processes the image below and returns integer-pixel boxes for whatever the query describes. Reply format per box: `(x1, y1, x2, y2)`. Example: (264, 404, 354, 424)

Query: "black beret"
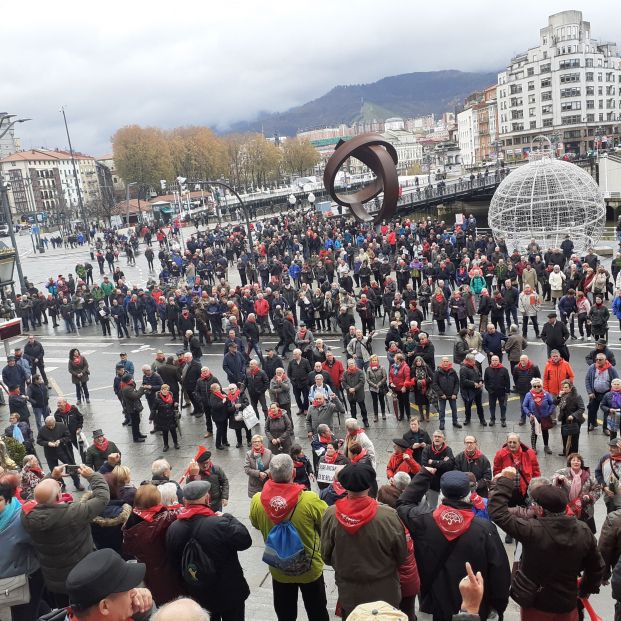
(338, 463, 376, 492)
(440, 471, 471, 500)
(530, 485, 568, 514)
(392, 438, 410, 449)
(196, 451, 212, 463)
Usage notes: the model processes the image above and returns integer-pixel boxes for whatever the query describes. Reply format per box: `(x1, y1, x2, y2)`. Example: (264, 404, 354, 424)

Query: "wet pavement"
(6, 230, 619, 620)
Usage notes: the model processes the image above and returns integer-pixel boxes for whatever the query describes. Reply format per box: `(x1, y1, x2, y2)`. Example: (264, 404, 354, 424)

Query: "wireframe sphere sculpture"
(488, 158, 605, 254)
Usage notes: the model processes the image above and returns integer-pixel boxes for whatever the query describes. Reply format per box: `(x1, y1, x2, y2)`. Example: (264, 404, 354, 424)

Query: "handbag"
(0, 573, 30, 608)
(511, 567, 543, 608)
(540, 415, 555, 430)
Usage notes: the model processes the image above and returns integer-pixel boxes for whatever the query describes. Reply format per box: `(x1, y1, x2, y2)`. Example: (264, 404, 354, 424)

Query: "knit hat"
(439, 471, 471, 500)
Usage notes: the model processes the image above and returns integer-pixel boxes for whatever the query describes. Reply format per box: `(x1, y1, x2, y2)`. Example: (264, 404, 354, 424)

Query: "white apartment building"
(457, 106, 478, 166)
(0, 148, 100, 221)
(497, 10, 621, 161)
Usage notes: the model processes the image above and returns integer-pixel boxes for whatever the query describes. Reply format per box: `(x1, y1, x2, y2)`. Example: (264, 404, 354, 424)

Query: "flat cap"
(183, 480, 211, 500)
(440, 471, 471, 500)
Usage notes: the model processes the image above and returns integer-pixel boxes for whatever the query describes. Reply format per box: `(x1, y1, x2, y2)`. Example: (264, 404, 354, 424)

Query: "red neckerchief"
(177, 504, 216, 520)
(94, 438, 109, 452)
(433, 504, 475, 540)
(351, 449, 367, 463)
(298, 328, 307, 336)
(160, 392, 173, 405)
(200, 372, 212, 380)
(253, 444, 266, 455)
(597, 360, 613, 372)
(312, 398, 323, 407)
(260, 480, 304, 523)
(470, 492, 486, 511)
(347, 368, 358, 374)
(319, 433, 333, 444)
(431, 443, 446, 456)
(518, 360, 533, 370)
(335, 496, 378, 534)
(490, 363, 504, 369)
(132, 504, 164, 523)
(72, 356, 82, 365)
(348, 429, 365, 438)
(212, 390, 227, 401)
(268, 408, 283, 420)
(250, 367, 260, 376)
(441, 362, 453, 371)
(63, 403, 72, 414)
(463, 358, 476, 368)
(612, 455, 621, 462)
(464, 448, 482, 461)
(530, 389, 545, 407)
(369, 363, 380, 369)
(434, 293, 444, 302)
(323, 451, 339, 464)
(332, 480, 346, 496)
(227, 389, 241, 403)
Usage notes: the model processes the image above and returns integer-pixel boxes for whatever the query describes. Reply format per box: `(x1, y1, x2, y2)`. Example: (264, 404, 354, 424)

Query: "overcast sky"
(4, 1, 621, 156)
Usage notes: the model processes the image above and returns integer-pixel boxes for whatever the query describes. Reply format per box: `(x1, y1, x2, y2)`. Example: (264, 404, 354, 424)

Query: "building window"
(561, 115, 581, 125)
(587, 100, 595, 109)
(527, 67, 534, 76)
(560, 87, 581, 98)
(586, 113, 595, 122)
(529, 121, 537, 129)
(586, 58, 594, 68)
(541, 78, 551, 88)
(528, 94, 536, 104)
(528, 81, 535, 90)
(559, 58, 580, 69)
(541, 105, 553, 115)
(560, 73, 580, 83)
(540, 63, 551, 73)
(586, 85, 595, 95)
(529, 107, 536, 116)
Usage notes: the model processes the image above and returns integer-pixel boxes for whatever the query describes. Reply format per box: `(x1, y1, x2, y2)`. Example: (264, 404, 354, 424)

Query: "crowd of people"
(2, 208, 621, 620)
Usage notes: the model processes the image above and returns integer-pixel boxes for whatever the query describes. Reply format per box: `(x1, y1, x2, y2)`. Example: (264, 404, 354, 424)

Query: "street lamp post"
(0, 114, 30, 293)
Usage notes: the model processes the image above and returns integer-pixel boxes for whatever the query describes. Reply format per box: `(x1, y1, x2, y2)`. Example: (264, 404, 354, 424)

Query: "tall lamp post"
(194, 180, 254, 253)
(0, 114, 29, 293)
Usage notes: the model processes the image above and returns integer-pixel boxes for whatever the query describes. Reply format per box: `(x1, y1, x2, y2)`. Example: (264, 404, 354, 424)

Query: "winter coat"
(452, 338, 470, 365)
(36, 422, 76, 469)
(122, 506, 186, 606)
(20, 472, 110, 593)
(543, 358, 575, 396)
(552, 466, 600, 521)
(492, 442, 540, 496)
(265, 413, 293, 455)
(522, 390, 556, 421)
(68, 356, 90, 385)
(195, 373, 220, 408)
(482, 331, 507, 356)
(397, 470, 510, 621)
(402, 429, 431, 464)
(208, 392, 236, 424)
(305, 399, 345, 433)
(342, 368, 366, 402)
(556, 389, 585, 433)
(389, 362, 410, 392)
(287, 357, 312, 388)
(454, 451, 492, 497)
(483, 365, 511, 396)
(222, 351, 247, 385)
(541, 320, 569, 349)
(84, 440, 121, 472)
(0, 500, 40, 580)
(269, 376, 292, 405)
(488, 476, 604, 614)
(322, 502, 408, 612)
(586, 362, 620, 396)
(185, 465, 229, 511)
(503, 334, 527, 363)
(512, 363, 541, 395)
(419, 444, 455, 491)
(84, 495, 132, 555)
(366, 366, 388, 393)
(459, 364, 483, 401)
(432, 367, 459, 398)
(54, 405, 83, 438)
(244, 449, 273, 497)
(153, 393, 178, 431)
(245, 369, 269, 397)
(323, 359, 345, 389)
(166, 511, 251, 612)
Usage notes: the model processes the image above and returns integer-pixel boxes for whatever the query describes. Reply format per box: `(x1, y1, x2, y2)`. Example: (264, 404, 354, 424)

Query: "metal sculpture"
(323, 133, 399, 223)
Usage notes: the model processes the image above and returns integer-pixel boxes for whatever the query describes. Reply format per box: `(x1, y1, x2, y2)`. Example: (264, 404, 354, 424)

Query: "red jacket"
(386, 450, 420, 479)
(254, 299, 270, 317)
(322, 359, 345, 390)
(389, 362, 411, 391)
(399, 530, 420, 598)
(492, 442, 541, 496)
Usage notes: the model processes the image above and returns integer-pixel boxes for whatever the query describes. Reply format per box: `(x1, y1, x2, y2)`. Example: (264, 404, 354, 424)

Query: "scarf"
(319, 433, 333, 445)
(433, 504, 475, 540)
(250, 367, 260, 376)
(260, 480, 304, 523)
(0, 497, 21, 532)
(529, 389, 545, 407)
(569, 470, 583, 503)
(597, 360, 613, 373)
(347, 367, 358, 374)
(369, 362, 379, 369)
(470, 492, 486, 511)
(94, 438, 109, 452)
(434, 293, 444, 302)
(11, 424, 24, 443)
(431, 443, 446, 456)
(132, 504, 164, 523)
(463, 358, 476, 368)
(518, 360, 533, 370)
(200, 371, 212, 380)
(177, 504, 216, 520)
(350, 449, 367, 464)
(63, 402, 72, 414)
(72, 355, 82, 365)
(490, 362, 504, 369)
(268, 407, 283, 420)
(227, 389, 241, 403)
(464, 448, 482, 462)
(160, 391, 173, 405)
(441, 362, 453, 371)
(212, 389, 227, 401)
(335, 495, 378, 534)
(323, 451, 339, 464)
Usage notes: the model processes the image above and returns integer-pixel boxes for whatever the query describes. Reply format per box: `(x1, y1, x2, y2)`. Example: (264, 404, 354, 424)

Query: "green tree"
(281, 137, 320, 178)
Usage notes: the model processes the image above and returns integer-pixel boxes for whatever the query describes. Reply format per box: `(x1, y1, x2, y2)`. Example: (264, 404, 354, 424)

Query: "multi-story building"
(0, 148, 102, 222)
(0, 116, 20, 159)
(96, 154, 125, 195)
(497, 10, 621, 161)
(457, 85, 499, 167)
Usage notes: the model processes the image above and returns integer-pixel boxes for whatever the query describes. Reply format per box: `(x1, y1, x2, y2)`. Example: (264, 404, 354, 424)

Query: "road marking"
(49, 377, 64, 397)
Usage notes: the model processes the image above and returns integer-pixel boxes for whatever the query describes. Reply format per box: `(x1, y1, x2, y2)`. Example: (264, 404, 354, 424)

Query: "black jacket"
(245, 369, 269, 397)
(195, 374, 220, 408)
(419, 443, 455, 491)
(208, 392, 235, 423)
(483, 365, 511, 396)
(287, 357, 311, 388)
(512, 363, 541, 395)
(397, 470, 510, 621)
(453, 451, 492, 497)
(432, 367, 459, 398)
(414, 342, 436, 370)
(459, 364, 482, 401)
(54, 405, 84, 438)
(541, 320, 569, 349)
(166, 513, 252, 611)
(263, 354, 284, 380)
(182, 359, 202, 393)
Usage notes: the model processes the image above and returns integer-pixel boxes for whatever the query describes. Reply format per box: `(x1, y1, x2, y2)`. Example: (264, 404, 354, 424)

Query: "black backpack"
(181, 537, 217, 588)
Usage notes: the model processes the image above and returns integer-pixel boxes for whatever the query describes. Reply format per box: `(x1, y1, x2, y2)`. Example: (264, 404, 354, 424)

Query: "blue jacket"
(522, 390, 556, 420)
(585, 363, 619, 395)
(0, 500, 39, 579)
(222, 351, 247, 384)
(482, 331, 507, 356)
(612, 295, 621, 321)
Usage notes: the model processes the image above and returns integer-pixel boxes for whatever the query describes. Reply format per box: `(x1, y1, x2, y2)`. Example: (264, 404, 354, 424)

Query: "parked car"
(0, 224, 9, 237)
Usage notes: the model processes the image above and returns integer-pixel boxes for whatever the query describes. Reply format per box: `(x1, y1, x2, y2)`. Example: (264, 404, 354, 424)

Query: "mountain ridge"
(229, 69, 499, 136)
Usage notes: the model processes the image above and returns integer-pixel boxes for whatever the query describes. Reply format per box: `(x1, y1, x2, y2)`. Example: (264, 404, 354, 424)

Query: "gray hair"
(269, 454, 294, 483)
(509, 324, 518, 334)
(44, 415, 55, 425)
(141, 364, 151, 372)
(465, 353, 476, 363)
(151, 459, 171, 477)
(345, 417, 359, 430)
(158, 482, 178, 506)
(527, 476, 551, 496)
(317, 424, 330, 435)
(392, 472, 411, 491)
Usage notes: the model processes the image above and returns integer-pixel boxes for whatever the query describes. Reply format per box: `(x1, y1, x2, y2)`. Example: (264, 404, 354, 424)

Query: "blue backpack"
(262, 502, 315, 576)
